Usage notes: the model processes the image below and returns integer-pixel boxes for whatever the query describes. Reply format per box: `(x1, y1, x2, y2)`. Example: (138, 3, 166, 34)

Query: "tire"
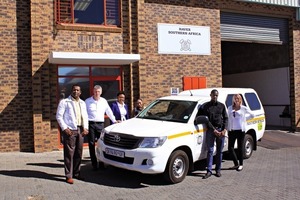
(163, 150, 189, 184)
(243, 134, 254, 159)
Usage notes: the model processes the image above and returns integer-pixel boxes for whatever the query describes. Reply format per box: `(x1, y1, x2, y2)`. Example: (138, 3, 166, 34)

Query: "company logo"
(114, 135, 121, 142)
(179, 39, 191, 51)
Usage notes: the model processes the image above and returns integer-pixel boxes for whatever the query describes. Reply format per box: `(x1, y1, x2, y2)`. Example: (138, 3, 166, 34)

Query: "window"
(56, 0, 120, 26)
(138, 100, 197, 123)
(245, 93, 261, 111)
(58, 66, 121, 101)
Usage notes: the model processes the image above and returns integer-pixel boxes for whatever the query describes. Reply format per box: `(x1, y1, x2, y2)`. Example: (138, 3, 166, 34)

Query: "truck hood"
(105, 118, 186, 137)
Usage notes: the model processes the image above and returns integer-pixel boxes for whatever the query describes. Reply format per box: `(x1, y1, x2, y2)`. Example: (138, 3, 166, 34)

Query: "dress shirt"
(118, 102, 127, 121)
(56, 96, 88, 131)
(228, 105, 255, 132)
(85, 96, 117, 123)
(72, 97, 82, 126)
(198, 101, 228, 131)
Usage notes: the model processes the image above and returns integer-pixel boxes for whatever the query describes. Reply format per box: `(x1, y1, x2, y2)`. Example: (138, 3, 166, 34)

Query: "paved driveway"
(0, 130, 299, 200)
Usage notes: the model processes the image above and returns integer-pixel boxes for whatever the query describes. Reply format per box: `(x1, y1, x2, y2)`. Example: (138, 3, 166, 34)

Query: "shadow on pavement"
(0, 170, 64, 182)
(80, 162, 168, 188)
(26, 163, 63, 168)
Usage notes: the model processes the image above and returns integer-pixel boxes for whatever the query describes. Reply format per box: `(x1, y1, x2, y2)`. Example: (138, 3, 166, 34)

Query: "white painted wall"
(223, 67, 290, 127)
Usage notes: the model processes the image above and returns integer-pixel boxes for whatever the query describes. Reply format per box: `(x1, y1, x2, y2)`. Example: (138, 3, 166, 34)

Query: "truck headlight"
(139, 136, 167, 148)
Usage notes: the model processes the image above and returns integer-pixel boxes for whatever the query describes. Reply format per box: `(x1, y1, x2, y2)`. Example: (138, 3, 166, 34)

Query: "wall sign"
(157, 23, 211, 55)
(170, 87, 179, 96)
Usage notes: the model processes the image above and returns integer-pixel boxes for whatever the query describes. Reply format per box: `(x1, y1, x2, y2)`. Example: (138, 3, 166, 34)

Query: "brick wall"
(29, 0, 131, 152)
(291, 20, 300, 131)
(0, 0, 33, 152)
(137, 1, 221, 105)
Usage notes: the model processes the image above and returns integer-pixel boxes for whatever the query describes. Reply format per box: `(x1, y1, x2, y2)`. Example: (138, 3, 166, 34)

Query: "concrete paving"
(0, 129, 300, 200)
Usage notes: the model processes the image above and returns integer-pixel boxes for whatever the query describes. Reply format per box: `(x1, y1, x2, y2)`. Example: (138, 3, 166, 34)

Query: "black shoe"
(203, 172, 212, 179)
(216, 171, 222, 177)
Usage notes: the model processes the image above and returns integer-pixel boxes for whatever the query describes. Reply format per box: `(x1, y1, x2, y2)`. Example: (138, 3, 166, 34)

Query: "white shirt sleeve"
(104, 100, 117, 123)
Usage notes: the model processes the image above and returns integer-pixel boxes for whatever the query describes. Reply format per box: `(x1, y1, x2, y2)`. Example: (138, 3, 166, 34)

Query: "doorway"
(220, 12, 290, 127)
(57, 65, 123, 146)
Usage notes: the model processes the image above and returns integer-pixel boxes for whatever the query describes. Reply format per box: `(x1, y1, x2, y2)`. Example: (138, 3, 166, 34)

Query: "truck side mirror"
(194, 115, 209, 125)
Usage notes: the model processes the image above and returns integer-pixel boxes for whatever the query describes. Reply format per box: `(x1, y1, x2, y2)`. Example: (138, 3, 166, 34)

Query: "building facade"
(1, 0, 300, 152)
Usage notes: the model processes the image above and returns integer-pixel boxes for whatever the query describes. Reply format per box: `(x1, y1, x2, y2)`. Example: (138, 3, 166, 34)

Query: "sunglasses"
(233, 111, 235, 118)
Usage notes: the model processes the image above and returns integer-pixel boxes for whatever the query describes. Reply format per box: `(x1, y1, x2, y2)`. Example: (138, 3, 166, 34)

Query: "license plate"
(105, 148, 125, 158)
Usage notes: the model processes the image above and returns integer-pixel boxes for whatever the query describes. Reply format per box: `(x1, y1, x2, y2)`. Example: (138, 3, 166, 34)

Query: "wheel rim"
(245, 140, 252, 156)
(172, 157, 185, 178)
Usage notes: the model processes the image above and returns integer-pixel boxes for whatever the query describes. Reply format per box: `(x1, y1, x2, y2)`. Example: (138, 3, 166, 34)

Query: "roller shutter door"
(221, 12, 289, 44)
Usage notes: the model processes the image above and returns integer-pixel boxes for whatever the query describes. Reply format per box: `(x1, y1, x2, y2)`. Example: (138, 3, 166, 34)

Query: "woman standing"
(228, 94, 255, 171)
(110, 91, 130, 123)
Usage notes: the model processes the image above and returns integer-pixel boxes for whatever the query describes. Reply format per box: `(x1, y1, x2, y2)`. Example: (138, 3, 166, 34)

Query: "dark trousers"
(228, 130, 245, 166)
(63, 127, 83, 178)
(88, 122, 103, 167)
(206, 128, 225, 173)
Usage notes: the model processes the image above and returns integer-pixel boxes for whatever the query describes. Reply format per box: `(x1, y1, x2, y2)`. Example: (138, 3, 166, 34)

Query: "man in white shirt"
(85, 85, 117, 170)
(56, 84, 89, 184)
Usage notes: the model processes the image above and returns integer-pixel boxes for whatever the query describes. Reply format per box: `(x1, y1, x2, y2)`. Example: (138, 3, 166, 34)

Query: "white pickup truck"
(96, 88, 266, 183)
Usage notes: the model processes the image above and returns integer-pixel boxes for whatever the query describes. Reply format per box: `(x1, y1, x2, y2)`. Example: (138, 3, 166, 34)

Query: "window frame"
(55, 0, 122, 28)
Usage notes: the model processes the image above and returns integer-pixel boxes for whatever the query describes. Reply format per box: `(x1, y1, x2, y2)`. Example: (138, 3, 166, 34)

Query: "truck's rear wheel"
(164, 150, 189, 184)
(243, 134, 254, 159)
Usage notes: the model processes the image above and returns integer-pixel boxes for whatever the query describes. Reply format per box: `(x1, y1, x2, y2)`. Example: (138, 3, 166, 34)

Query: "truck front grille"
(104, 132, 143, 149)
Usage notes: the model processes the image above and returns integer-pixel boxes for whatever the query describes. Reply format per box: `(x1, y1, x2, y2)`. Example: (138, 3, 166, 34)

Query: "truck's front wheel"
(163, 150, 189, 184)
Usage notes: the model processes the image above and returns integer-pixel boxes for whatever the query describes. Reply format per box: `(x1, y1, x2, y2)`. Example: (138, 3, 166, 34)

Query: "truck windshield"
(137, 100, 197, 123)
